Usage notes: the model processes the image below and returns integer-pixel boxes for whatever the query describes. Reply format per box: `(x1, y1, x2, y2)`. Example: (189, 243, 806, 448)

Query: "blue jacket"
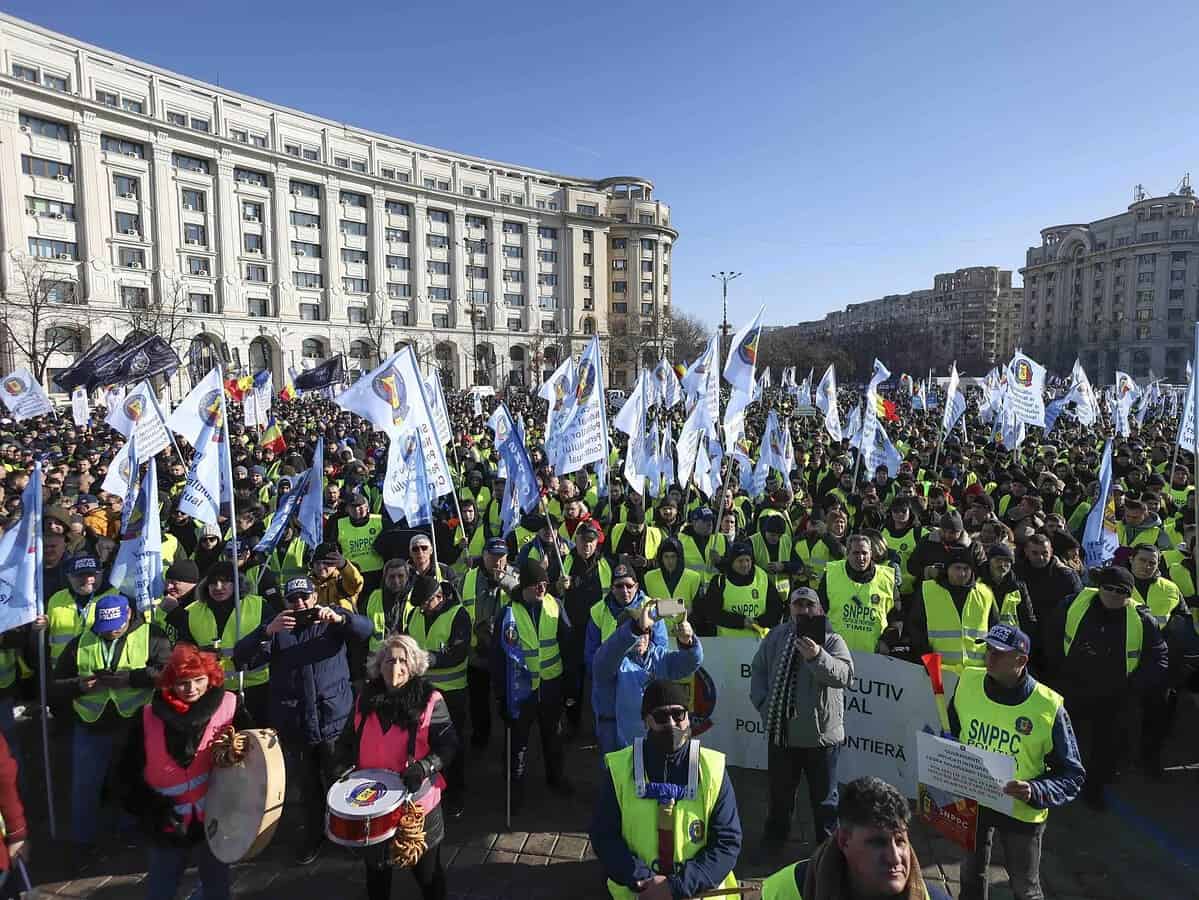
(584, 589, 667, 672)
(591, 619, 703, 752)
(948, 670, 1086, 812)
(233, 609, 373, 745)
(591, 739, 741, 899)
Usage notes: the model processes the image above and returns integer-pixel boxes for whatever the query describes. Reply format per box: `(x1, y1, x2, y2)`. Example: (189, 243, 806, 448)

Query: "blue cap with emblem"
(982, 623, 1031, 655)
(284, 576, 316, 600)
(67, 555, 100, 575)
(92, 594, 131, 635)
(484, 538, 509, 556)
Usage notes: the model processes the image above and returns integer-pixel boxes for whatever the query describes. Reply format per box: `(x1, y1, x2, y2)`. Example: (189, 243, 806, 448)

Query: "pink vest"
(354, 690, 445, 814)
(142, 691, 237, 834)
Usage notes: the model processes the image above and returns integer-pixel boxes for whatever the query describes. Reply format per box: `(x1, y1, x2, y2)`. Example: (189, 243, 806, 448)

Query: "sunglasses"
(1100, 585, 1132, 597)
(649, 706, 689, 726)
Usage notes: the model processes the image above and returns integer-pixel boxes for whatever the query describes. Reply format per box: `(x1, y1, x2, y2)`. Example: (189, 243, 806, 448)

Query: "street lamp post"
(711, 271, 742, 360)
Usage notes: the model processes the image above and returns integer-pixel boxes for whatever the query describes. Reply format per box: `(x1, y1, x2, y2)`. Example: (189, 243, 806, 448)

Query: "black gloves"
(402, 759, 429, 792)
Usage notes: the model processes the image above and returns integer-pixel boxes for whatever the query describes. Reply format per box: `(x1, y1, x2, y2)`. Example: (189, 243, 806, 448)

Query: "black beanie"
(519, 558, 549, 589)
(641, 679, 690, 717)
(409, 575, 441, 606)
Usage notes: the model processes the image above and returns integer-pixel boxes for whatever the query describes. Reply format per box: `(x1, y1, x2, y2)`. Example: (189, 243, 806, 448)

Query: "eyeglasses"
(613, 581, 637, 590)
(649, 706, 689, 726)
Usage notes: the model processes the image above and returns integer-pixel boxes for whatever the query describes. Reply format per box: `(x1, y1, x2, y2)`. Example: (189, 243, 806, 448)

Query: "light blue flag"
(298, 437, 325, 549)
(1043, 398, 1069, 434)
(943, 391, 968, 437)
(177, 402, 232, 526)
(758, 411, 790, 479)
(492, 403, 539, 526)
(255, 468, 312, 556)
(1083, 440, 1119, 569)
(555, 336, 609, 475)
(109, 457, 164, 614)
(0, 463, 42, 628)
(384, 430, 433, 527)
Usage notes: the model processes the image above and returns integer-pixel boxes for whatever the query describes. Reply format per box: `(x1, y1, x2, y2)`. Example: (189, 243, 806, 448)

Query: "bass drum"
(205, 729, 286, 864)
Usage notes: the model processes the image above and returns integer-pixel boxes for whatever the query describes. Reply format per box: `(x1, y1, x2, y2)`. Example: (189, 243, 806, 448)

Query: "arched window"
(302, 338, 325, 360)
(249, 336, 273, 373)
(349, 339, 373, 361)
(45, 325, 83, 354)
(543, 345, 559, 365)
(582, 317, 595, 335)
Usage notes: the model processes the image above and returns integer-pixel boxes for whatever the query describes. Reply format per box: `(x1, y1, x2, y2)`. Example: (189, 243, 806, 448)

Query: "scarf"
(765, 627, 800, 748)
(150, 687, 227, 769)
(360, 677, 433, 734)
(802, 833, 928, 900)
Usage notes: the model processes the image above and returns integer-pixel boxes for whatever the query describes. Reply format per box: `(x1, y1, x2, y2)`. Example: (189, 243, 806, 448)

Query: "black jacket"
(1047, 594, 1168, 699)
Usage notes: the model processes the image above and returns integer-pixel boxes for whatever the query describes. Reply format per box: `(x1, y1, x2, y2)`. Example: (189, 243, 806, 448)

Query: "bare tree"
(668, 309, 712, 364)
(1, 252, 86, 383)
(114, 273, 191, 353)
(758, 326, 853, 380)
(362, 295, 390, 366)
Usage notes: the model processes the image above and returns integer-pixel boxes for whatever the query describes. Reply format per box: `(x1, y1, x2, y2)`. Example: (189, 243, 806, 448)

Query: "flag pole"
(216, 367, 245, 700)
(31, 463, 57, 839)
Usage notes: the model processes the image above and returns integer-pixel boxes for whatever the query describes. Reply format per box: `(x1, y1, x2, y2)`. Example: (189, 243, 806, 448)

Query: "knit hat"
(761, 515, 786, 535)
(987, 543, 1014, 561)
(207, 560, 236, 582)
(519, 558, 549, 588)
(409, 575, 441, 606)
(728, 540, 753, 562)
(1095, 566, 1135, 592)
(625, 505, 646, 525)
(640, 679, 690, 717)
(165, 559, 201, 583)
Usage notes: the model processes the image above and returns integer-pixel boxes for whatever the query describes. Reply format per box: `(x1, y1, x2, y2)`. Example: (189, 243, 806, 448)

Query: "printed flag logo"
(3, 376, 25, 396)
(1015, 716, 1033, 736)
(123, 395, 145, 422)
(372, 369, 409, 428)
(736, 329, 759, 366)
(552, 377, 569, 412)
(347, 781, 387, 808)
(200, 390, 223, 432)
(1014, 360, 1033, 387)
(575, 359, 597, 402)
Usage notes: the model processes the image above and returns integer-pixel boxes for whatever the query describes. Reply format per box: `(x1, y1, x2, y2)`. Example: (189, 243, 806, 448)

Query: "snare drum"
(325, 768, 409, 847)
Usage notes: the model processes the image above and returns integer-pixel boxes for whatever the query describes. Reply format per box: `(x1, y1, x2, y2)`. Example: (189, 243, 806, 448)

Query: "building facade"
(795, 266, 1021, 375)
(0, 14, 676, 393)
(1020, 183, 1197, 383)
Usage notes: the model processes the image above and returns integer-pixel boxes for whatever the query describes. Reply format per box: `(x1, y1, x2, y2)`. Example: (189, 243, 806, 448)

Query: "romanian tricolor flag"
(875, 395, 899, 422)
(279, 368, 297, 402)
(261, 414, 287, 453)
(224, 376, 246, 401)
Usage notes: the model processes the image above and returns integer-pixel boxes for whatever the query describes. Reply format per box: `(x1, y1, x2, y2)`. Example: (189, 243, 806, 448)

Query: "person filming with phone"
(750, 586, 853, 853)
(591, 587, 703, 753)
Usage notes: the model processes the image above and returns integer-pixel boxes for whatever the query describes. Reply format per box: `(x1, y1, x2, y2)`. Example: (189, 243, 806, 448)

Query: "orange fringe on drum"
(388, 800, 427, 867)
(211, 726, 250, 768)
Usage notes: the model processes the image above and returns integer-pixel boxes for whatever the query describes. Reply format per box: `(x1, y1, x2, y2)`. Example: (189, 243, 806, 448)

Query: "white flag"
(940, 363, 961, 437)
(177, 396, 232, 526)
(1006, 352, 1047, 427)
(553, 336, 609, 475)
(71, 387, 90, 428)
(105, 381, 170, 457)
(0, 369, 52, 421)
(722, 307, 764, 396)
(614, 368, 649, 437)
(167, 369, 225, 447)
(652, 358, 683, 409)
(815, 364, 842, 441)
(423, 372, 453, 448)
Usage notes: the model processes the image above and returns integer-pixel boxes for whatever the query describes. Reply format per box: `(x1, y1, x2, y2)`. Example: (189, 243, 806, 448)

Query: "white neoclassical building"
(0, 13, 677, 395)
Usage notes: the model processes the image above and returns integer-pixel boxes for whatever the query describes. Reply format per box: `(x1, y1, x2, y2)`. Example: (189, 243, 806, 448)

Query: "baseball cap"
(1095, 566, 1135, 593)
(790, 586, 820, 605)
(484, 538, 509, 556)
(93, 594, 131, 635)
(982, 623, 1031, 655)
(284, 576, 315, 600)
(689, 507, 715, 523)
(611, 563, 637, 585)
(67, 555, 100, 576)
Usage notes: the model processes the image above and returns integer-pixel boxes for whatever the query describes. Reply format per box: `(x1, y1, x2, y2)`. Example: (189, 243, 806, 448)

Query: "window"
(243, 201, 264, 221)
(1171, 289, 1184, 300)
(122, 97, 144, 114)
(244, 234, 263, 254)
(1168, 308, 1184, 321)
(291, 211, 320, 228)
(116, 212, 142, 236)
(641, 260, 654, 273)
(428, 287, 449, 300)
(348, 306, 368, 323)
(641, 302, 654, 315)
(1171, 229, 1190, 240)
(583, 230, 593, 244)
(536, 199, 546, 210)
(582, 318, 595, 335)
(538, 226, 558, 240)
(1138, 253, 1156, 266)
(583, 253, 593, 266)
(1169, 326, 1183, 340)
(121, 286, 148, 308)
(503, 269, 524, 283)
(641, 239, 655, 252)
(508, 317, 523, 331)
(351, 160, 367, 174)
(466, 214, 488, 229)
(247, 296, 271, 317)
(385, 228, 409, 243)
(172, 153, 210, 174)
(167, 111, 187, 127)
(292, 241, 321, 258)
(577, 204, 598, 216)
(505, 293, 525, 306)
(303, 147, 321, 161)
(613, 281, 627, 294)
(235, 168, 268, 187)
(101, 135, 144, 158)
(423, 177, 436, 188)
(386, 255, 410, 270)
(388, 284, 411, 300)
(184, 223, 207, 246)
(25, 196, 75, 220)
(438, 180, 450, 191)
(381, 167, 395, 180)
(428, 260, 449, 275)
(341, 220, 368, 237)
(391, 308, 411, 325)
(341, 248, 368, 264)
(181, 189, 206, 212)
(300, 305, 323, 322)
(294, 272, 323, 290)
(187, 256, 210, 276)
(612, 238, 627, 250)
(503, 221, 524, 235)
(1136, 290, 1154, 305)
(43, 73, 69, 92)
(246, 264, 268, 283)
(12, 63, 38, 83)
(343, 277, 369, 293)
(385, 200, 410, 216)
(96, 89, 118, 107)
(503, 246, 523, 259)
(639, 214, 654, 225)
(583, 275, 593, 289)
(231, 129, 249, 143)
(335, 156, 349, 169)
(429, 209, 449, 224)
(1136, 325, 1152, 340)
(19, 113, 70, 141)
(468, 289, 488, 303)
(538, 274, 558, 286)
(538, 250, 558, 263)
(432, 313, 450, 328)
(641, 282, 654, 294)
(462, 186, 475, 197)
(1173, 252, 1189, 264)
(292, 181, 320, 199)
(284, 143, 301, 157)
(612, 259, 627, 271)
(612, 301, 628, 314)
(118, 247, 145, 268)
(190, 117, 210, 133)
(1141, 232, 1159, 242)
(427, 234, 449, 249)
(340, 190, 367, 208)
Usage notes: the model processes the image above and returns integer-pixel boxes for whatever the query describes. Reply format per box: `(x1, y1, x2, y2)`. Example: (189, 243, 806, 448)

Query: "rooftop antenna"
(1180, 174, 1194, 197)
(1133, 183, 1146, 203)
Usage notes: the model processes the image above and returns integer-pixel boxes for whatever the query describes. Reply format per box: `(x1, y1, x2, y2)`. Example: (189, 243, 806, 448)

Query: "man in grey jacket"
(750, 586, 853, 852)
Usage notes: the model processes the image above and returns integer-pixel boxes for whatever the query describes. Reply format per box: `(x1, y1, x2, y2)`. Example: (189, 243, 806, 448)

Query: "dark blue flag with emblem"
(500, 604, 533, 719)
(52, 333, 121, 393)
(91, 334, 181, 390)
(294, 355, 345, 393)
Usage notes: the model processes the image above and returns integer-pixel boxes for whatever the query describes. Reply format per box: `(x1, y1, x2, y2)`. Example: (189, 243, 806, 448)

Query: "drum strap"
(352, 701, 425, 772)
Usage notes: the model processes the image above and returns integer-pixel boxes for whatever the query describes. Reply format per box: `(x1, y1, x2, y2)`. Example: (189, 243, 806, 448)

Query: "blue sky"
(11, 0, 1199, 329)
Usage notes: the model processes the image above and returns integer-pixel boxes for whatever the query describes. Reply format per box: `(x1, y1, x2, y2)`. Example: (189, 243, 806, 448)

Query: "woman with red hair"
(117, 644, 251, 900)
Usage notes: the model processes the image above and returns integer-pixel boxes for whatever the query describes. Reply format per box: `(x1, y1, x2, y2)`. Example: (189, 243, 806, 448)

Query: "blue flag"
(491, 403, 539, 533)
(500, 604, 534, 718)
(254, 468, 312, 556)
(1083, 439, 1119, 569)
(0, 463, 42, 628)
(109, 457, 165, 614)
(298, 437, 325, 549)
(384, 430, 434, 527)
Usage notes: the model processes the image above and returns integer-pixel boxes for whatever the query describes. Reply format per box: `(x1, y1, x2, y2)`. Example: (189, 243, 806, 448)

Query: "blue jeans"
(146, 842, 231, 900)
(765, 742, 840, 841)
(71, 726, 122, 845)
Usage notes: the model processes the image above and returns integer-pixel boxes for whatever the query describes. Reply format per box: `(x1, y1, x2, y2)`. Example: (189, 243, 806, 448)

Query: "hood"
(193, 572, 253, 606)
